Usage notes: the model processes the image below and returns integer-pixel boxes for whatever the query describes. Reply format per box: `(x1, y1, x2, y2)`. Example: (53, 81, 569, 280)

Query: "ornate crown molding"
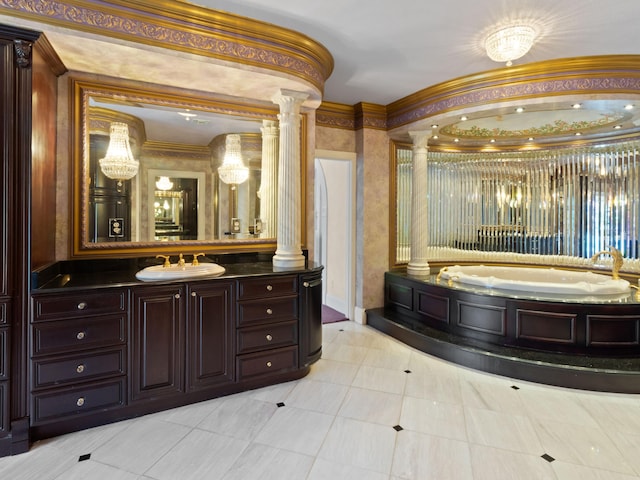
(316, 101, 388, 131)
(387, 55, 640, 130)
(355, 102, 387, 130)
(0, 0, 333, 93)
(316, 102, 356, 130)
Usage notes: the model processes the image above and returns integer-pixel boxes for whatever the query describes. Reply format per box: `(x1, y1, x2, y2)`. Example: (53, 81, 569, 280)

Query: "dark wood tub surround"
(368, 270, 640, 393)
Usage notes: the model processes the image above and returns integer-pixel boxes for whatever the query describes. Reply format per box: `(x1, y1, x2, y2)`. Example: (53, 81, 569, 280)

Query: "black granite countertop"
(32, 253, 322, 291)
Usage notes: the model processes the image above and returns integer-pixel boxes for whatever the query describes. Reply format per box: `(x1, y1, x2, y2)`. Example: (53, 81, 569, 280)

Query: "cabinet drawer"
(33, 347, 126, 389)
(0, 302, 6, 325)
(33, 289, 127, 321)
(32, 314, 127, 356)
(236, 346, 298, 381)
(237, 276, 297, 300)
(237, 297, 297, 326)
(237, 320, 298, 354)
(31, 378, 126, 425)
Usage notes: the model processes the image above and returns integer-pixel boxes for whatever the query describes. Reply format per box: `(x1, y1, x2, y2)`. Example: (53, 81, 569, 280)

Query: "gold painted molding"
(316, 101, 388, 131)
(387, 55, 640, 129)
(0, 0, 334, 94)
(316, 101, 356, 130)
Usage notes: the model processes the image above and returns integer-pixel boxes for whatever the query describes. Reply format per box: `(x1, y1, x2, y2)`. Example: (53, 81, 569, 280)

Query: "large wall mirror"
(71, 79, 302, 257)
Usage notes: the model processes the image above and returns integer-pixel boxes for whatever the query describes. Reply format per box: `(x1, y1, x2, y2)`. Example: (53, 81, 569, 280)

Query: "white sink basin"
(136, 263, 226, 281)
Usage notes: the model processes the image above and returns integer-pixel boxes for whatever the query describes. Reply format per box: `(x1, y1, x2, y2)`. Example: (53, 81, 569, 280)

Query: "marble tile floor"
(2, 321, 640, 479)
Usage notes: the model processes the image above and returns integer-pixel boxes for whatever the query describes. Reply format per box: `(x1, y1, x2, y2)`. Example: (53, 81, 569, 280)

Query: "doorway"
(314, 151, 356, 321)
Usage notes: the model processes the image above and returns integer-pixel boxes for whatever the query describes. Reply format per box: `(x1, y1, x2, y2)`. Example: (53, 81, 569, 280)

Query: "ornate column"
(272, 89, 308, 268)
(407, 130, 431, 276)
(259, 119, 279, 238)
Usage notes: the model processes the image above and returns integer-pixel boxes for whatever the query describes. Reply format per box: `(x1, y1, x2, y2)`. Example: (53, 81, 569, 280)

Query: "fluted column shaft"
(407, 130, 431, 275)
(260, 119, 279, 238)
(272, 89, 308, 268)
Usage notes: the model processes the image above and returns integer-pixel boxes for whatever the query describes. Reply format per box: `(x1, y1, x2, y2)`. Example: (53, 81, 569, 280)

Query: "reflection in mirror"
(149, 171, 203, 241)
(75, 80, 282, 255)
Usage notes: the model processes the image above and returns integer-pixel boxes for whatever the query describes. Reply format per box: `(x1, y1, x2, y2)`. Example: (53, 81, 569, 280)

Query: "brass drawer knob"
(266, 361, 272, 368)
(76, 364, 85, 374)
(76, 331, 86, 340)
(174, 293, 181, 299)
(266, 334, 273, 341)
(77, 302, 87, 310)
(191, 292, 197, 297)
(266, 285, 273, 291)
(266, 308, 273, 315)
(76, 397, 85, 407)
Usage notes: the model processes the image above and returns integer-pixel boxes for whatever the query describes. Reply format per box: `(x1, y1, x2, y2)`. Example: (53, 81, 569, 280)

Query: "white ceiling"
(187, 0, 640, 105)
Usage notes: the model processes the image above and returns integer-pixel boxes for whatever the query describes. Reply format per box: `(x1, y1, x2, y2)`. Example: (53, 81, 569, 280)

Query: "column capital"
(408, 129, 432, 150)
(261, 119, 278, 135)
(272, 89, 309, 112)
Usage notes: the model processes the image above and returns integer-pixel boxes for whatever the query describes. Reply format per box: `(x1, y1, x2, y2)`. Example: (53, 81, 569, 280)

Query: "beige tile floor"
(1, 321, 640, 479)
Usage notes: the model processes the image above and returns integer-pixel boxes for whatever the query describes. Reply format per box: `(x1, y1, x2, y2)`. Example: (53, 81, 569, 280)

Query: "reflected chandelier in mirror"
(71, 78, 299, 257)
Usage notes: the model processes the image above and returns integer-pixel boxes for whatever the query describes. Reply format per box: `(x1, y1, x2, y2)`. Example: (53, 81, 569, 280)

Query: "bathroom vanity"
(28, 255, 323, 442)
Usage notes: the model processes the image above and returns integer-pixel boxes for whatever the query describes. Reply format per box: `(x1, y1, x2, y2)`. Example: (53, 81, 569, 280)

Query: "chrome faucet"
(591, 246, 623, 280)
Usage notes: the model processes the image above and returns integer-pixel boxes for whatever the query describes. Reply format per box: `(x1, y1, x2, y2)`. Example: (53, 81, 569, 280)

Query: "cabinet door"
(186, 281, 234, 391)
(131, 285, 184, 402)
(299, 270, 323, 367)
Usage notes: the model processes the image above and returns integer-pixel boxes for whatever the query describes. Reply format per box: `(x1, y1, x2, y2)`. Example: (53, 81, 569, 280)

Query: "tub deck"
(367, 270, 640, 393)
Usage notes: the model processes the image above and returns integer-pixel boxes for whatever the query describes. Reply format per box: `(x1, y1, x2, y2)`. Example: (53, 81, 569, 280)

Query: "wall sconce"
(218, 134, 249, 187)
(99, 122, 139, 185)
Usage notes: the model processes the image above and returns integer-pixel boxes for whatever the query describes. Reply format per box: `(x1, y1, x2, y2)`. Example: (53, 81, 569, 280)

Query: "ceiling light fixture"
(485, 23, 537, 66)
(218, 134, 249, 186)
(155, 176, 174, 191)
(98, 122, 139, 185)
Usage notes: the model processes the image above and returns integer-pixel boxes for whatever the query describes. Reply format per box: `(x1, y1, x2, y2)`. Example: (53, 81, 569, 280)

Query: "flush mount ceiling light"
(485, 23, 537, 66)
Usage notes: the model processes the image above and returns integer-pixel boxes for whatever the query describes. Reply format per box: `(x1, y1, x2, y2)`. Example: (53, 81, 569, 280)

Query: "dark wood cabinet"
(186, 281, 234, 392)
(299, 270, 323, 367)
(1, 25, 42, 456)
(30, 288, 129, 427)
(25, 266, 322, 453)
(236, 275, 299, 381)
(130, 284, 184, 402)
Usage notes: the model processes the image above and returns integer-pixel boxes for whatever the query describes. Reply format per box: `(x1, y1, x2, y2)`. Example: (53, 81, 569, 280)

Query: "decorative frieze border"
(387, 56, 640, 130)
(316, 101, 387, 131)
(0, 0, 334, 93)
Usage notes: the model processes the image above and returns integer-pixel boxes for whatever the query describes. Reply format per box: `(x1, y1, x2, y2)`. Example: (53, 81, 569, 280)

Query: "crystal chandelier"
(485, 24, 537, 66)
(98, 122, 139, 183)
(218, 134, 249, 186)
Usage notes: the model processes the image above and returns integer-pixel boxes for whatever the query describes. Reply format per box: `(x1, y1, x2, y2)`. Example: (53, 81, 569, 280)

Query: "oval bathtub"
(440, 265, 630, 295)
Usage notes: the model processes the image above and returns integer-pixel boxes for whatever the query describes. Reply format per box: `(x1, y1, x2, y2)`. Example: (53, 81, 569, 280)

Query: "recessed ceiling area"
(430, 98, 640, 149)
